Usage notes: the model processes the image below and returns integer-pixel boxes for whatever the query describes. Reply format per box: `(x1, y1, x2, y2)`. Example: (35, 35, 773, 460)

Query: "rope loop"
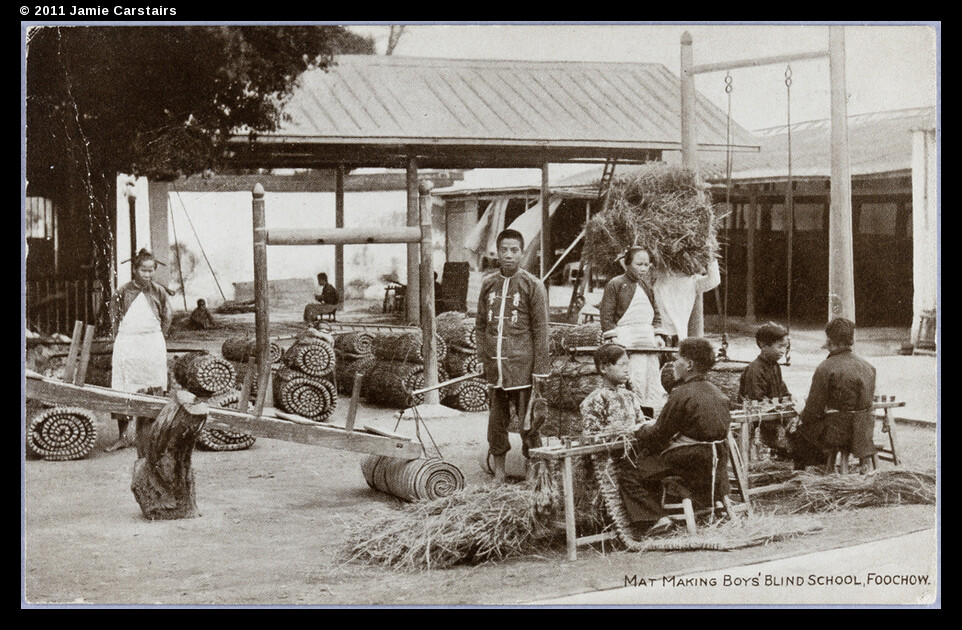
(724, 72, 733, 93)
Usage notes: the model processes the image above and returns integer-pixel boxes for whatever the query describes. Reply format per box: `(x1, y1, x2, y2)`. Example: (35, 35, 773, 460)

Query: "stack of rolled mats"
(172, 351, 237, 398)
(362, 329, 449, 408)
(221, 336, 284, 398)
(196, 390, 257, 451)
(26, 406, 99, 461)
(436, 311, 488, 413)
(333, 331, 377, 396)
(539, 322, 606, 437)
(273, 329, 338, 422)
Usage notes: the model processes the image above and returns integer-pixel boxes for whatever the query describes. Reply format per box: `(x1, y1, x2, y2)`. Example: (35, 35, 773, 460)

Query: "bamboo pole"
(541, 162, 551, 301)
(335, 164, 345, 304)
(252, 183, 271, 415)
(267, 227, 421, 246)
(419, 181, 440, 405)
(406, 157, 420, 325)
(828, 25, 856, 322)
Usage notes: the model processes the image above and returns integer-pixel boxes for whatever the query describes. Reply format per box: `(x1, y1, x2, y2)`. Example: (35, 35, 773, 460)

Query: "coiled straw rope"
(27, 406, 98, 461)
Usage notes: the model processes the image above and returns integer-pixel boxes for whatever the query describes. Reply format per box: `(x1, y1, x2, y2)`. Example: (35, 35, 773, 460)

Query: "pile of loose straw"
(767, 469, 937, 513)
(346, 484, 557, 571)
(584, 163, 720, 276)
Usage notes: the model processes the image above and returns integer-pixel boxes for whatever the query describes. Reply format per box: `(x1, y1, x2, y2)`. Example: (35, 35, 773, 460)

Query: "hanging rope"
(168, 201, 189, 312)
(719, 72, 734, 362)
(172, 184, 227, 302)
(784, 65, 794, 366)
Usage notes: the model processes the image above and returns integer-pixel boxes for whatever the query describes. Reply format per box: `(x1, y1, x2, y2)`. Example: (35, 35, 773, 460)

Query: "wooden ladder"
(566, 158, 617, 322)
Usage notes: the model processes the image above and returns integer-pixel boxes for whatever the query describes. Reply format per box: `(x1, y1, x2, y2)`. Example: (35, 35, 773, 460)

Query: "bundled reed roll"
(361, 360, 428, 408)
(221, 336, 282, 364)
(444, 377, 489, 413)
(706, 361, 745, 408)
(173, 351, 236, 397)
(282, 339, 336, 378)
(332, 331, 374, 359)
(273, 368, 337, 421)
(443, 349, 481, 379)
(334, 354, 377, 395)
(541, 357, 603, 412)
(26, 406, 99, 461)
(361, 455, 465, 502)
(583, 163, 719, 276)
(372, 330, 448, 365)
(436, 311, 476, 353)
(197, 391, 256, 451)
(549, 322, 603, 355)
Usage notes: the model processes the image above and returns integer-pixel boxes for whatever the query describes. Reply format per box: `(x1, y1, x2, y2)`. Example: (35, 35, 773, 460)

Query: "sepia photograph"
(21, 19, 940, 608)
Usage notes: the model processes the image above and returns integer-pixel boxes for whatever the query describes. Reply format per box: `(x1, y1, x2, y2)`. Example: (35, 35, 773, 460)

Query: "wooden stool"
(660, 476, 697, 534)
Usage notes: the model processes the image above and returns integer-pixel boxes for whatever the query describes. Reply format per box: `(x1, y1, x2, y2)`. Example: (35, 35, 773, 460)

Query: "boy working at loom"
(790, 318, 878, 474)
(476, 229, 551, 484)
(737, 322, 792, 459)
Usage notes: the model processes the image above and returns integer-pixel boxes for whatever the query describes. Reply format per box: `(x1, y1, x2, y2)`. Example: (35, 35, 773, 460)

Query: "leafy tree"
(25, 25, 374, 330)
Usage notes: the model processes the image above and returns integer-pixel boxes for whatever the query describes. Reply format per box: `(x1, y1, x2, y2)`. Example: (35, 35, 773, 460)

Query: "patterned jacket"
(475, 269, 550, 390)
(580, 383, 646, 436)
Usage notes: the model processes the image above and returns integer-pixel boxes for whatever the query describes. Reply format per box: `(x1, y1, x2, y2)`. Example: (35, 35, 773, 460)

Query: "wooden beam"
(541, 163, 551, 298)
(691, 50, 829, 75)
(680, 32, 697, 170)
(147, 180, 172, 287)
(251, 184, 271, 415)
(25, 372, 423, 459)
(828, 26, 856, 322)
(746, 193, 757, 321)
(419, 181, 440, 405)
(406, 157, 420, 325)
(267, 227, 421, 246)
(334, 165, 345, 304)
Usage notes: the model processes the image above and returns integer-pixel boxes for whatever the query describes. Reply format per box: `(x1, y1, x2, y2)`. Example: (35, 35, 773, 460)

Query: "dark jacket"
(116, 280, 172, 338)
(315, 284, 339, 305)
(599, 273, 663, 334)
(637, 372, 731, 454)
(799, 347, 876, 438)
(737, 355, 791, 403)
(475, 269, 551, 390)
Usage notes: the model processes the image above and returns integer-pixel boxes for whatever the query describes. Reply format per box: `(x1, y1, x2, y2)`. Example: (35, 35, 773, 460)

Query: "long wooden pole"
(691, 50, 829, 75)
(406, 157, 420, 325)
(680, 31, 705, 337)
(540, 162, 551, 301)
(334, 165, 345, 304)
(252, 183, 271, 416)
(419, 181, 440, 405)
(746, 193, 757, 321)
(828, 25, 856, 322)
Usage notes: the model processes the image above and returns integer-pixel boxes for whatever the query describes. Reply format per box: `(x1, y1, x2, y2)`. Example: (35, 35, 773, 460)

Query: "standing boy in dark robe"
(475, 229, 551, 484)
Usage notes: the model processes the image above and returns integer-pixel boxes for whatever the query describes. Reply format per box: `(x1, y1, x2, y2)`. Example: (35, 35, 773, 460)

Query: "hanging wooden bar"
(267, 226, 421, 246)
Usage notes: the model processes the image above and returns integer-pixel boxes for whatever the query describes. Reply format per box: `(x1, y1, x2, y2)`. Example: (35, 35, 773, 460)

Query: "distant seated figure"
(314, 273, 339, 305)
(188, 298, 216, 330)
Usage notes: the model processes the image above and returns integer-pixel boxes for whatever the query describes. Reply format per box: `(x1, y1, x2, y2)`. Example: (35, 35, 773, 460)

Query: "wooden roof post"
(681, 31, 705, 337)
(251, 183, 271, 416)
(828, 25, 856, 322)
(406, 156, 421, 325)
(746, 191, 757, 322)
(335, 164, 345, 305)
(541, 162, 551, 303)
(419, 180, 440, 405)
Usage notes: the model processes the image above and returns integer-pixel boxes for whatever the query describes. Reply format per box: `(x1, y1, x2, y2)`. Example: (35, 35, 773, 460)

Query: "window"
(858, 203, 898, 235)
(26, 196, 56, 239)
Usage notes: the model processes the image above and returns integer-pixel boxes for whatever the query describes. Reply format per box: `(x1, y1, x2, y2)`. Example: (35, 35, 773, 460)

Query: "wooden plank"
(267, 226, 422, 246)
(237, 356, 255, 414)
(72, 325, 96, 386)
(562, 456, 578, 561)
(25, 372, 423, 459)
(576, 531, 619, 547)
(345, 373, 363, 432)
(61, 321, 84, 384)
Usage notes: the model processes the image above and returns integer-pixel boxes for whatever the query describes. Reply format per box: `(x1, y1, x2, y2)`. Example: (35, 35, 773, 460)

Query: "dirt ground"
(21, 303, 940, 607)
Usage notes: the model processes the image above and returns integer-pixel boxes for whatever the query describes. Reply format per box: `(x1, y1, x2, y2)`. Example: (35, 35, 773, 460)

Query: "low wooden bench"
(529, 396, 905, 561)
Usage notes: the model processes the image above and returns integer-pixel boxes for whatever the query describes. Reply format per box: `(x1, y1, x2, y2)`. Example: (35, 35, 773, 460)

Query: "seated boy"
(791, 318, 878, 474)
(188, 298, 216, 330)
(580, 343, 672, 536)
(737, 322, 792, 458)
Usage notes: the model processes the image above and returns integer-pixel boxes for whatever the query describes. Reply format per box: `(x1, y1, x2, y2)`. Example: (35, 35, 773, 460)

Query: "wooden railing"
(25, 277, 96, 336)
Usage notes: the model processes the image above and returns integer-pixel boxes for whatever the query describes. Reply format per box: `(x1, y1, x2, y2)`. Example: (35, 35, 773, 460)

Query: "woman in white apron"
(599, 246, 668, 417)
(106, 249, 172, 451)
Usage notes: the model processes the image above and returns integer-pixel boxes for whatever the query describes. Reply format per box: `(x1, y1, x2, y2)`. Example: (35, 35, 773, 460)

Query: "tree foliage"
(26, 25, 375, 185)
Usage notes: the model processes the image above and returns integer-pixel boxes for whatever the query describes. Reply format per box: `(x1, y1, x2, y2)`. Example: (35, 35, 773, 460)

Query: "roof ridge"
(331, 54, 666, 69)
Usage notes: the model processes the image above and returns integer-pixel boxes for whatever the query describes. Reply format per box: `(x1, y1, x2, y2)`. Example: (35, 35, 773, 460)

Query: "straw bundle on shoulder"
(346, 484, 556, 571)
(333, 331, 375, 359)
(583, 164, 719, 276)
(173, 351, 236, 397)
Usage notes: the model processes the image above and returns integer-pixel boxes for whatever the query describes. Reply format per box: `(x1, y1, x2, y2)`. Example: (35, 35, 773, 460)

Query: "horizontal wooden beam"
(691, 50, 829, 75)
(267, 226, 422, 246)
(25, 372, 423, 459)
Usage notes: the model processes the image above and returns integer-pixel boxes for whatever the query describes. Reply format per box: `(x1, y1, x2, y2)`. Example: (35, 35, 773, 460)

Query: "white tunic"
(612, 284, 667, 411)
(654, 259, 721, 341)
(111, 292, 168, 393)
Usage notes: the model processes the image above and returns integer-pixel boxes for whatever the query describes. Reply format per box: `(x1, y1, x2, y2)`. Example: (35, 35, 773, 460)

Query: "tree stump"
(131, 390, 208, 520)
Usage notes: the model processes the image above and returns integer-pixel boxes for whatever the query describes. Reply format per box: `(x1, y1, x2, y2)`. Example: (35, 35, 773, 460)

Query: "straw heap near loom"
(221, 336, 283, 365)
(172, 351, 236, 397)
(26, 406, 99, 461)
(197, 390, 257, 451)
